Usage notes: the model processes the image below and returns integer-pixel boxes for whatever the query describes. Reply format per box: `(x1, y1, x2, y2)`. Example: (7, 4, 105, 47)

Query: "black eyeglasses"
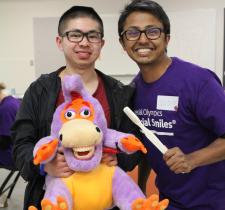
(121, 27, 165, 41)
(61, 30, 103, 43)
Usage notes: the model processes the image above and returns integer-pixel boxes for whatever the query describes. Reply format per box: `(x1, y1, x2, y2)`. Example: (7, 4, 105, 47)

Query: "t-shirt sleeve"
(195, 76, 225, 137)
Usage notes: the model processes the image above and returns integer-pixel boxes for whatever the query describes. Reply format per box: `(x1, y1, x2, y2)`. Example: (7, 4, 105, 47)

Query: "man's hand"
(163, 147, 194, 174)
(101, 153, 118, 166)
(44, 146, 74, 178)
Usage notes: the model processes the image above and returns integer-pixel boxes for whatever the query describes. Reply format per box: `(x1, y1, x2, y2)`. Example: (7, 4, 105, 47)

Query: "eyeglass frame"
(60, 29, 103, 43)
(120, 27, 166, 41)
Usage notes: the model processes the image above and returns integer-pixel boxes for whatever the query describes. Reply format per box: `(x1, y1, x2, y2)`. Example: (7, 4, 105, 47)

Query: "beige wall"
(1, 0, 224, 95)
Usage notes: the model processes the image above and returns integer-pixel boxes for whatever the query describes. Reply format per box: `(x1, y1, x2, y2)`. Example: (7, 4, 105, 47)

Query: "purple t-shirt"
(0, 96, 20, 136)
(133, 57, 225, 210)
(0, 95, 20, 168)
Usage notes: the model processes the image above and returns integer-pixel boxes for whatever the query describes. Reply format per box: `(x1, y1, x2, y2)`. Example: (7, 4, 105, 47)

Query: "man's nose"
(79, 35, 89, 46)
(138, 31, 149, 43)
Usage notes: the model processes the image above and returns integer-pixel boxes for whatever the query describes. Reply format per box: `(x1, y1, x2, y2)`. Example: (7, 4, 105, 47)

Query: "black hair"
(118, 0, 170, 37)
(58, 6, 104, 37)
(0, 83, 6, 91)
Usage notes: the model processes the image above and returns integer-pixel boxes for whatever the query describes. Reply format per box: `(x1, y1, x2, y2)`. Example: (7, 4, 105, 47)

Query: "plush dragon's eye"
(65, 110, 76, 120)
(80, 108, 91, 118)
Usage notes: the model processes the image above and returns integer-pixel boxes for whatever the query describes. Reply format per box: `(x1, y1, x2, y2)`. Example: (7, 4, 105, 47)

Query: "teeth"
(73, 146, 95, 160)
(137, 48, 152, 53)
(73, 146, 93, 152)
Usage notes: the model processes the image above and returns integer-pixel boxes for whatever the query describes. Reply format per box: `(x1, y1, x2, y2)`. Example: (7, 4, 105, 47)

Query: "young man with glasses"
(119, 0, 225, 209)
(12, 6, 141, 210)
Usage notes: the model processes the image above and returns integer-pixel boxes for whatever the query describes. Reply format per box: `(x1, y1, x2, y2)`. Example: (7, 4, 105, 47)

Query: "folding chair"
(0, 167, 20, 207)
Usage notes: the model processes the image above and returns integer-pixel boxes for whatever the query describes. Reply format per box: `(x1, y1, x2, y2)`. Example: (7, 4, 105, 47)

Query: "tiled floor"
(0, 169, 26, 209)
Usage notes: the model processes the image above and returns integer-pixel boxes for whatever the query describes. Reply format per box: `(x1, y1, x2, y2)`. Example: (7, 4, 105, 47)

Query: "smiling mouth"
(137, 48, 151, 52)
(136, 47, 154, 52)
(75, 51, 92, 60)
(134, 48, 154, 57)
(73, 146, 95, 160)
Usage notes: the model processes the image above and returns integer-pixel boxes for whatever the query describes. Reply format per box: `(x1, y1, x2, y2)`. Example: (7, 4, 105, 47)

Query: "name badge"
(157, 95, 179, 111)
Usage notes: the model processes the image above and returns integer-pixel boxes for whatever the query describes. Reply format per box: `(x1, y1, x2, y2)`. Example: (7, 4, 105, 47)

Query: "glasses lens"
(146, 28, 161, 40)
(87, 32, 102, 43)
(67, 31, 83, 42)
(125, 30, 141, 41)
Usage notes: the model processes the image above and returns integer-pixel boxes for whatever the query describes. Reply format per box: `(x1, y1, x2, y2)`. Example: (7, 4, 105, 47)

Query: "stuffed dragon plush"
(28, 75, 169, 210)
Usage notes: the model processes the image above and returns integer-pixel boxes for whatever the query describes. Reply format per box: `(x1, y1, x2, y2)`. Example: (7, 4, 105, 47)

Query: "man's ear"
(56, 36, 63, 51)
(119, 37, 126, 51)
(166, 34, 170, 44)
(164, 34, 170, 51)
(100, 39, 105, 49)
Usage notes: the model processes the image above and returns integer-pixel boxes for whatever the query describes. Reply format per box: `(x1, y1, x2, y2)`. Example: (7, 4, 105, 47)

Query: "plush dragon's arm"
(104, 128, 147, 154)
(33, 136, 59, 165)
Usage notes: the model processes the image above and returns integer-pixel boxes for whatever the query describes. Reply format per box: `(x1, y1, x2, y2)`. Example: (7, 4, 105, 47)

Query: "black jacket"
(12, 68, 144, 210)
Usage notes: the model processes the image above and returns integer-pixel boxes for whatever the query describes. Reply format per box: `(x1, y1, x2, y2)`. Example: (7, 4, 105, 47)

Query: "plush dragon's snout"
(59, 119, 102, 160)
